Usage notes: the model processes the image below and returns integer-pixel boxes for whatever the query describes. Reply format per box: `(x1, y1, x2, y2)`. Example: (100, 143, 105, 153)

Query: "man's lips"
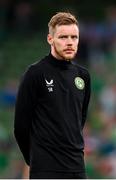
(64, 49, 74, 52)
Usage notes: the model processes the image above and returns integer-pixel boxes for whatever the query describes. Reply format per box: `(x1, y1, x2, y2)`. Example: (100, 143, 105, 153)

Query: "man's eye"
(72, 36, 78, 39)
(59, 36, 67, 39)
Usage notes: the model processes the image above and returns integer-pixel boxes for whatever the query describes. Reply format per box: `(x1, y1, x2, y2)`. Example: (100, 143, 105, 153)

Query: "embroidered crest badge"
(74, 77, 85, 90)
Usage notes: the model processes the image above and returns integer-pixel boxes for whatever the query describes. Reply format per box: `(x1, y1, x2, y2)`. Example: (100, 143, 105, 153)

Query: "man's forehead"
(55, 24, 79, 34)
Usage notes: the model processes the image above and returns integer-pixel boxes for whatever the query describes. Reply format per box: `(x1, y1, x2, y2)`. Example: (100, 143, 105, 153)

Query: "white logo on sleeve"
(45, 79, 54, 92)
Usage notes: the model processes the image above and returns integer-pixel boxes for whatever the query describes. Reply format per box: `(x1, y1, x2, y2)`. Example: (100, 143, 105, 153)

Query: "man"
(14, 12, 91, 179)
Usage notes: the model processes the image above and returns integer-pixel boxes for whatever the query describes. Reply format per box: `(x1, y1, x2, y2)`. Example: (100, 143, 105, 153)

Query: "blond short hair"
(48, 12, 79, 34)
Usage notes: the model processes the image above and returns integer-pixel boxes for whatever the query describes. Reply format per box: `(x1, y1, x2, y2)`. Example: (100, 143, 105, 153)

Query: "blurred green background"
(0, 0, 116, 178)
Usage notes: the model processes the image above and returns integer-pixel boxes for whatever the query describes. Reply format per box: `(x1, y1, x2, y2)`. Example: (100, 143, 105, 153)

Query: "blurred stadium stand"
(0, 0, 116, 178)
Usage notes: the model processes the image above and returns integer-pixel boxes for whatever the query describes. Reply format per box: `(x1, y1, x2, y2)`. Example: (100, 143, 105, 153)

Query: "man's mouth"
(64, 49, 74, 52)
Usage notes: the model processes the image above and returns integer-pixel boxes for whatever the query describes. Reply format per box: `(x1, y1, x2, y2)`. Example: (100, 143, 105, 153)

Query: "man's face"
(48, 24, 79, 61)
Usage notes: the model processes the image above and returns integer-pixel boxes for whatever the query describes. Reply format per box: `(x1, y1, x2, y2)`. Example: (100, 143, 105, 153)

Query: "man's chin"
(64, 54, 75, 61)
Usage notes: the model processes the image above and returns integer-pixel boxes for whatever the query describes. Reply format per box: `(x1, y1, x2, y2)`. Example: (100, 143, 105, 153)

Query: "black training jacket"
(14, 53, 91, 174)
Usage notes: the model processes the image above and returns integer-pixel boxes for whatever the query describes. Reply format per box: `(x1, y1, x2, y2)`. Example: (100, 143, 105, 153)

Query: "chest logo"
(45, 79, 53, 86)
(45, 79, 54, 92)
(74, 77, 85, 90)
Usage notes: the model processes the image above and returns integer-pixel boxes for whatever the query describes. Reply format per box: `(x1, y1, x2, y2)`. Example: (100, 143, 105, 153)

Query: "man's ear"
(47, 34, 53, 45)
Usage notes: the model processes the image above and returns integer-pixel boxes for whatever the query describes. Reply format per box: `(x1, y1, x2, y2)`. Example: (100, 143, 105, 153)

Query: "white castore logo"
(45, 79, 54, 92)
(45, 79, 54, 86)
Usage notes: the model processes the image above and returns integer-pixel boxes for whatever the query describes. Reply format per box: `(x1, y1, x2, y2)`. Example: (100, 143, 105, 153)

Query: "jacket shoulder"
(72, 62, 90, 78)
(23, 56, 47, 77)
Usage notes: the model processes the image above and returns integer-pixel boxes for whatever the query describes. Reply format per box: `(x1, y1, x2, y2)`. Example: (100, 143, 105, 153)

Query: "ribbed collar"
(46, 53, 74, 69)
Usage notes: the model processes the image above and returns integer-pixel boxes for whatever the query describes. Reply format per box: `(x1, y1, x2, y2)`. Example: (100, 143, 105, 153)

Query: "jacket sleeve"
(81, 71, 91, 129)
(14, 66, 37, 165)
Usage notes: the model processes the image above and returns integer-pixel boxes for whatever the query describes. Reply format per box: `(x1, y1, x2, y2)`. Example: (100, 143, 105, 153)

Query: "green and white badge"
(74, 77, 85, 90)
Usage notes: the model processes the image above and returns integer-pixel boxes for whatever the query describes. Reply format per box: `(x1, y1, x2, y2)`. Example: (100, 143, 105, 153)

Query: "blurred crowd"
(0, 0, 116, 178)
(81, 6, 116, 178)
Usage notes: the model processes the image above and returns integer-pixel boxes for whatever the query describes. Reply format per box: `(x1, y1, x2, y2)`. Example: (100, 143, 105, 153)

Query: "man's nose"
(67, 37, 73, 44)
